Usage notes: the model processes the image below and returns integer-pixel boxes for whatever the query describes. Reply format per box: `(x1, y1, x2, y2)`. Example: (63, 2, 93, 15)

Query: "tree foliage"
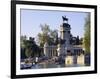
(21, 36, 41, 58)
(83, 14, 90, 53)
(37, 24, 58, 47)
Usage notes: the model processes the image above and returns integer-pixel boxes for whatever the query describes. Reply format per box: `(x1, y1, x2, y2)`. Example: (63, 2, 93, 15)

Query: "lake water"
(21, 55, 90, 69)
(30, 63, 85, 69)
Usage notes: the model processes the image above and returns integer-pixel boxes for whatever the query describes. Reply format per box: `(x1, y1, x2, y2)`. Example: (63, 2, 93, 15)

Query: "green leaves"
(37, 24, 58, 47)
(25, 48, 32, 58)
(21, 36, 41, 58)
(83, 14, 90, 53)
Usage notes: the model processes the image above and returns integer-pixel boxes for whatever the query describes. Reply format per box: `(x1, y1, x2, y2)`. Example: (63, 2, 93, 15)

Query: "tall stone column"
(57, 44, 61, 56)
(44, 42, 49, 57)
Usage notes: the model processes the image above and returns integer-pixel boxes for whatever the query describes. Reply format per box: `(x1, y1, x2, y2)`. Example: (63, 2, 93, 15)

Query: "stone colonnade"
(44, 43, 57, 58)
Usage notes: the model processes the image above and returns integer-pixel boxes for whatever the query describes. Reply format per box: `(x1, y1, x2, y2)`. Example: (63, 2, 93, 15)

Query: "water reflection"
(30, 63, 85, 69)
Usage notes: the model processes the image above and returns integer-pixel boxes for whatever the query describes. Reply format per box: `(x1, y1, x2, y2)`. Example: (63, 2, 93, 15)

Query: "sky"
(21, 9, 89, 40)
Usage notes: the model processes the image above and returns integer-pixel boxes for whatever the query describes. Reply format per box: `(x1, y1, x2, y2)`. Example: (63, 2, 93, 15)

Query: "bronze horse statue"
(62, 16, 68, 22)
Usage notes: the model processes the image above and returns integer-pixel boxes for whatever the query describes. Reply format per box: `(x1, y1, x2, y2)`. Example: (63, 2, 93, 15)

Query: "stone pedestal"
(77, 54, 84, 65)
(65, 56, 73, 65)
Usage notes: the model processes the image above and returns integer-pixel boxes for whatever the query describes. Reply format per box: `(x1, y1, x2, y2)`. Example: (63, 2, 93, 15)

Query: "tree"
(21, 35, 27, 48)
(40, 24, 50, 34)
(21, 35, 27, 59)
(22, 37, 40, 58)
(37, 24, 50, 47)
(76, 36, 80, 45)
(49, 30, 58, 45)
(37, 24, 58, 47)
(83, 14, 90, 53)
(50, 30, 58, 38)
(25, 48, 33, 58)
(79, 37, 83, 45)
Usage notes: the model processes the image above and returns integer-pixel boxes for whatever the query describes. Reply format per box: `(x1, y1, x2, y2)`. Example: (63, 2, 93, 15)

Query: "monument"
(44, 16, 84, 65)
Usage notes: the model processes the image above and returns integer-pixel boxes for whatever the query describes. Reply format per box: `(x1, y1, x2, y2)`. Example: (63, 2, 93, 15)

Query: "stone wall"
(65, 54, 85, 65)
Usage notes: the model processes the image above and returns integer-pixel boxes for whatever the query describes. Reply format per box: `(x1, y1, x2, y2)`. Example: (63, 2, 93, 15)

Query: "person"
(35, 57, 38, 64)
